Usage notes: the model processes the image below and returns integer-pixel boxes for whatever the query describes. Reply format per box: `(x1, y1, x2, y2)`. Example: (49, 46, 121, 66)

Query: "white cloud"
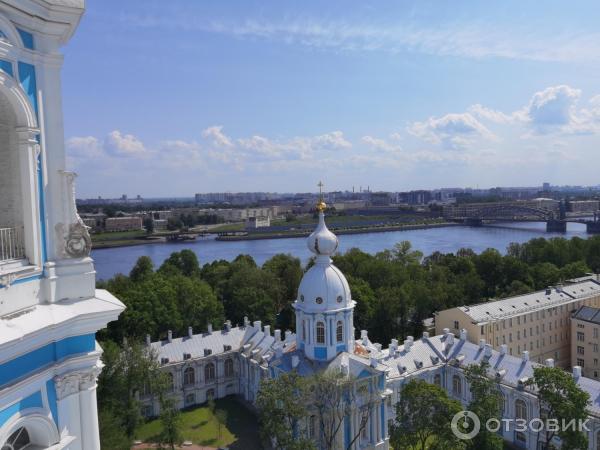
(104, 130, 147, 157)
(66, 136, 103, 158)
(408, 113, 495, 149)
(202, 125, 233, 148)
(468, 104, 515, 124)
(361, 135, 401, 152)
(119, 14, 600, 64)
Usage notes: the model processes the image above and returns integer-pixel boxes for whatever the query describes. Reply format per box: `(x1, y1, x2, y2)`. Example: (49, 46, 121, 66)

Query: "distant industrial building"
(104, 216, 143, 232)
(245, 216, 270, 229)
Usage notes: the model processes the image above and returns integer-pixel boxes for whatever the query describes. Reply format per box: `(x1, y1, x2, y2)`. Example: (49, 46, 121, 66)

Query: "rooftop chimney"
(422, 331, 430, 340)
(484, 344, 493, 358)
(442, 327, 450, 334)
(390, 339, 398, 355)
(500, 344, 507, 355)
(292, 355, 299, 369)
(188, 326, 193, 338)
(244, 316, 250, 327)
(274, 329, 282, 342)
(404, 339, 412, 351)
(361, 330, 368, 344)
(207, 323, 213, 334)
(146, 334, 151, 346)
(263, 325, 271, 336)
(479, 339, 486, 349)
(253, 320, 261, 330)
(225, 320, 231, 332)
(545, 358, 555, 367)
(573, 366, 582, 379)
(459, 329, 467, 341)
(167, 330, 173, 343)
(522, 351, 529, 362)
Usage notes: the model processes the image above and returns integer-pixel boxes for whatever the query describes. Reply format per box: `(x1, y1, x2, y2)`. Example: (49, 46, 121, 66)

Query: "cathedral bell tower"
(293, 183, 355, 361)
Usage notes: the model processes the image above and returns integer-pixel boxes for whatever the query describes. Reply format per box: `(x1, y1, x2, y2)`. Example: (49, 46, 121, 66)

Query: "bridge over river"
(443, 200, 600, 233)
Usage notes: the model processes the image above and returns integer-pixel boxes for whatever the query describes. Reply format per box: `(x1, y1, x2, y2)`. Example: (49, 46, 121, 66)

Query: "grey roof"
(43, 0, 84, 8)
(573, 306, 600, 325)
(456, 279, 600, 323)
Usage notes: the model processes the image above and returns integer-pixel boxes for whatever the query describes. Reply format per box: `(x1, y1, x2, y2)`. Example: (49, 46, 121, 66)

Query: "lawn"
(134, 397, 261, 450)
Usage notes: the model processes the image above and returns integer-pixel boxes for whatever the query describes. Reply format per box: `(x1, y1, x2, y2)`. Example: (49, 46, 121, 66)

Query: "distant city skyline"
(62, 1, 600, 197)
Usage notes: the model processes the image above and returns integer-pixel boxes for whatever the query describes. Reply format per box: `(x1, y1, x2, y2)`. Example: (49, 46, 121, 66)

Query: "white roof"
(457, 280, 600, 323)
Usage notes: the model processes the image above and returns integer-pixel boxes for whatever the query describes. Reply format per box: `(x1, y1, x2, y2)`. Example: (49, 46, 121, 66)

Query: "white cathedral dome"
(296, 204, 353, 312)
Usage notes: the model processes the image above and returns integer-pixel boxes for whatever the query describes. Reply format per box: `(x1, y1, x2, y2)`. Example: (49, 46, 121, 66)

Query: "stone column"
(54, 372, 83, 450)
(16, 127, 42, 267)
(79, 366, 102, 450)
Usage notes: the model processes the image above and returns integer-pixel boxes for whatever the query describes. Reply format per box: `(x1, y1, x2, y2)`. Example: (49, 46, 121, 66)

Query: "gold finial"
(316, 180, 327, 212)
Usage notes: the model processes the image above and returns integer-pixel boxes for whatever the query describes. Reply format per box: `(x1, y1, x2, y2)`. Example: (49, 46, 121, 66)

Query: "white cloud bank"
(67, 85, 600, 195)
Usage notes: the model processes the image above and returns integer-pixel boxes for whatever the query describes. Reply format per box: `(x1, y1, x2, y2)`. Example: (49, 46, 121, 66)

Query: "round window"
(316, 297, 323, 304)
(300, 294, 305, 302)
(337, 295, 343, 303)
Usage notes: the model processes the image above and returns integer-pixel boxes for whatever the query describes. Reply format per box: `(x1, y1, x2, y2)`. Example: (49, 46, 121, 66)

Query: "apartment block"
(571, 306, 600, 380)
(435, 277, 600, 367)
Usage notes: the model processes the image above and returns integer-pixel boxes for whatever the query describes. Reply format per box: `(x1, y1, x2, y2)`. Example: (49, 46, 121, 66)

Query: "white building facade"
(147, 207, 600, 450)
(0, 1, 124, 449)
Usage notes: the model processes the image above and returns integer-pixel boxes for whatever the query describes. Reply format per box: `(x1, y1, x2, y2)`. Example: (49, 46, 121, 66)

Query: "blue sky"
(62, 0, 600, 197)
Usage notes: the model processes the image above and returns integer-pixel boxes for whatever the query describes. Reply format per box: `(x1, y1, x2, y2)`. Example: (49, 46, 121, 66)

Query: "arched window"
(433, 374, 441, 386)
(206, 388, 215, 400)
(1, 427, 30, 450)
(316, 321, 325, 344)
(452, 375, 462, 396)
(205, 362, 215, 382)
(185, 393, 195, 407)
(515, 399, 527, 420)
(336, 321, 343, 342)
(166, 372, 174, 391)
(515, 399, 527, 443)
(308, 415, 316, 438)
(183, 367, 195, 386)
(224, 358, 234, 377)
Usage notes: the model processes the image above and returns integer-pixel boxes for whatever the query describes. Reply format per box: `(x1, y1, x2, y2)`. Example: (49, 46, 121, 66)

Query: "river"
(91, 221, 594, 281)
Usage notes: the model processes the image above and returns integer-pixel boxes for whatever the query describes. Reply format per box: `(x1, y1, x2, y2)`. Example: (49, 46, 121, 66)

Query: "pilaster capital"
(15, 127, 40, 143)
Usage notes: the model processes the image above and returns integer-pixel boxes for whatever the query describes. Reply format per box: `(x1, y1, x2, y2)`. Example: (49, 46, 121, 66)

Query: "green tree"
(159, 396, 181, 450)
(143, 218, 154, 234)
(215, 409, 228, 440)
(464, 363, 503, 450)
(97, 340, 164, 439)
(526, 366, 590, 450)
(256, 372, 315, 450)
(390, 379, 465, 450)
(159, 249, 201, 278)
(130, 256, 154, 282)
(98, 408, 131, 450)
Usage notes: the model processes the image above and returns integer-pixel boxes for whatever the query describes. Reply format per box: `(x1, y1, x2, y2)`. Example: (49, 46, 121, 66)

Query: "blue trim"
(314, 347, 327, 360)
(37, 152, 47, 263)
(0, 59, 13, 77)
(46, 379, 59, 426)
(18, 62, 37, 115)
(380, 401, 385, 439)
(336, 344, 347, 353)
(358, 369, 371, 379)
(344, 414, 351, 449)
(0, 391, 43, 427)
(0, 334, 96, 386)
(16, 28, 34, 50)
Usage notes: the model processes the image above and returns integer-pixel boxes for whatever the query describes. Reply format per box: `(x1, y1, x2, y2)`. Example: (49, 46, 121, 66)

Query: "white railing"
(0, 226, 25, 262)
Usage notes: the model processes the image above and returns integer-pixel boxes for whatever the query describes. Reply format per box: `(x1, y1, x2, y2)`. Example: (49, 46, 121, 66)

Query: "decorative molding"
(54, 365, 101, 399)
(55, 170, 91, 258)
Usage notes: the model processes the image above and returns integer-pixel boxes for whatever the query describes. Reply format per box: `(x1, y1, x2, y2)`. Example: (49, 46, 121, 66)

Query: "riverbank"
(216, 221, 459, 241)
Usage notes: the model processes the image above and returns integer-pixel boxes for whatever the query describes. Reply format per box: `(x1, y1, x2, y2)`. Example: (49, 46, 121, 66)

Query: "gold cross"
(318, 181, 324, 198)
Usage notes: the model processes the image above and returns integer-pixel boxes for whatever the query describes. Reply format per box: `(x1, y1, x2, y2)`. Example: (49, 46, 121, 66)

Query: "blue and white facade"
(0, 1, 124, 449)
(147, 209, 600, 450)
